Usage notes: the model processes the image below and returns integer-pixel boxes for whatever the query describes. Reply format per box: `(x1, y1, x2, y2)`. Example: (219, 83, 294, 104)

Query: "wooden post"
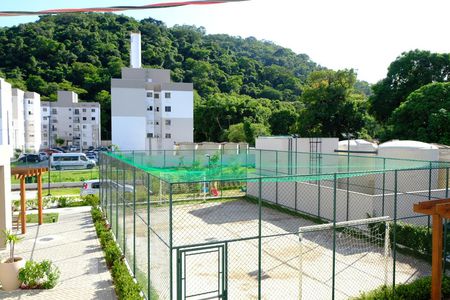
(432, 214, 443, 300)
(20, 177, 26, 234)
(37, 172, 43, 225)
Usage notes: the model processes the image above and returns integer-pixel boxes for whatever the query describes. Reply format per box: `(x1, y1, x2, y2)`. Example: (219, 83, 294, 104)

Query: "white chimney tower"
(130, 32, 142, 68)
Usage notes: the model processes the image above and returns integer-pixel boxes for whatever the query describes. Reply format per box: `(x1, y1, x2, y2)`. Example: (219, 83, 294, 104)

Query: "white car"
(80, 180, 100, 196)
(51, 153, 96, 170)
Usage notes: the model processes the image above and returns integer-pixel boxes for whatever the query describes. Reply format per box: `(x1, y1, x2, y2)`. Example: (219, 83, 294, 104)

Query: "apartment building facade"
(24, 92, 41, 152)
(41, 91, 101, 149)
(0, 78, 13, 157)
(111, 68, 193, 151)
(11, 88, 25, 151)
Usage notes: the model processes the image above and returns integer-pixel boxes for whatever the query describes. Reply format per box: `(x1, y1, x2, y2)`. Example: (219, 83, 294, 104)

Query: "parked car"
(18, 154, 41, 163)
(85, 151, 98, 163)
(39, 152, 49, 161)
(51, 153, 96, 170)
(69, 145, 80, 152)
(52, 146, 66, 153)
(80, 179, 100, 196)
(42, 148, 63, 156)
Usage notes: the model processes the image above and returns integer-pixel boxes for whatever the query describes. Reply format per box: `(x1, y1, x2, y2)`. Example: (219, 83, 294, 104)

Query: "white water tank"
(338, 139, 378, 153)
(378, 140, 439, 161)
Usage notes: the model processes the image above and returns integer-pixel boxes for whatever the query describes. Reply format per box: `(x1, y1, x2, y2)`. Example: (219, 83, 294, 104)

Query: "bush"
(83, 194, 100, 207)
(354, 276, 450, 299)
(18, 260, 60, 289)
(91, 206, 143, 299)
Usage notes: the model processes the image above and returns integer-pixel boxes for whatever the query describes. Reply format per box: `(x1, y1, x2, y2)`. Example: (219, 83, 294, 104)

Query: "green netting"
(105, 149, 450, 184)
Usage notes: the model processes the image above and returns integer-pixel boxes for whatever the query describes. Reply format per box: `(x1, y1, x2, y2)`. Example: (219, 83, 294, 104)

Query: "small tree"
(54, 137, 65, 146)
(2, 230, 23, 263)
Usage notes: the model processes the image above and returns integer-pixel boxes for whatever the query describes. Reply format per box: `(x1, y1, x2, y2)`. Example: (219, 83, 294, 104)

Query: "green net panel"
(104, 149, 450, 184)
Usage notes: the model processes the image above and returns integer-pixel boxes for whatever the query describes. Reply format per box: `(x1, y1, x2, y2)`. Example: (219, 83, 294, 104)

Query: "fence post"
(428, 162, 432, 238)
(116, 164, 119, 236)
(382, 158, 386, 216)
(123, 165, 126, 255)
(147, 172, 151, 298)
(109, 157, 113, 220)
(392, 170, 398, 296)
(258, 177, 262, 300)
(444, 167, 449, 273)
(332, 173, 337, 300)
(133, 166, 136, 276)
(275, 151, 278, 205)
(169, 183, 173, 300)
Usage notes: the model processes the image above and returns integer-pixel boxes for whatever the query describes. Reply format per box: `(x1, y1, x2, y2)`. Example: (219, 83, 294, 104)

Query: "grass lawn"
(45, 187, 81, 196)
(26, 212, 59, 223)
(11, 167, 99, 184)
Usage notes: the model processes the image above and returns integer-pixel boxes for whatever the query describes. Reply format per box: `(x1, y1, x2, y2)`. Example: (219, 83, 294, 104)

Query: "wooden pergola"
(11, 167, 48, 234)
(413, 198, 450, 300)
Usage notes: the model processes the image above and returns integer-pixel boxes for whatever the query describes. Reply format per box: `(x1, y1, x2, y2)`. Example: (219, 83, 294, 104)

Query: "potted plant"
(0, 230, 25, 291)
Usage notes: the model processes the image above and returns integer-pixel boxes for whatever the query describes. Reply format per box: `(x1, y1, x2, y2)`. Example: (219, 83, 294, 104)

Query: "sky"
(0, 0, 449, 83)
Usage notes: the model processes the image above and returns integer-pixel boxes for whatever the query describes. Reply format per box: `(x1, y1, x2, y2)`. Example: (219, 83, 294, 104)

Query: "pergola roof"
(11, 167, 48, 179)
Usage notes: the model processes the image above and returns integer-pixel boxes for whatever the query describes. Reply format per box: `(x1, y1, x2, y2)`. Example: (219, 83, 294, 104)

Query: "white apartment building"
(11, 88, 25, 151)
(0, 78, 13, 157)
(41, 91, 101, 149)
(111, 33, 194, 151)
(24, 92, 41, 152)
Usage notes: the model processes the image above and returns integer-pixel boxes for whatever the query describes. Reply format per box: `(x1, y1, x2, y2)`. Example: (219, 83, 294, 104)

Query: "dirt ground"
(121, 198, 431, 300)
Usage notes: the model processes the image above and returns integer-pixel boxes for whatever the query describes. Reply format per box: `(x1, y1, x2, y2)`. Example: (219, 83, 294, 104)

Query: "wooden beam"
(37, 173, 43, 225)
(414, 198, 450, 214)
(20, 177, 26, 234)
(432, 214, 443, 300)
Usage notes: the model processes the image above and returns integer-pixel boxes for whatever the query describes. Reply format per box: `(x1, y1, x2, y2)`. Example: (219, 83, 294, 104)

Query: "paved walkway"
(0, 206, 116, 299)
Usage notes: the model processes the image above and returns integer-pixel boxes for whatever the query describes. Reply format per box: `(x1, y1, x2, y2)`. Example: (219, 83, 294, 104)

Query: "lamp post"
(342, 131, 354, 221)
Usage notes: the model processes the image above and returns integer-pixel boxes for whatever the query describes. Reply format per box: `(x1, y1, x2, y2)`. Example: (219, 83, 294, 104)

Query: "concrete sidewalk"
(0, 206, 116, 299)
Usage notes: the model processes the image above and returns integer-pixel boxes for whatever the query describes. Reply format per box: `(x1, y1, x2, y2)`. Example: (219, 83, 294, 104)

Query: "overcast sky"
(1, 0, 449, 83)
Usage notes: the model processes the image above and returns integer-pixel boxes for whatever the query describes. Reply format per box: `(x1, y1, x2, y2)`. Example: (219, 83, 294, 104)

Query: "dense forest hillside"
(0, 13, 326, 141)
(3, 13, 448, 145)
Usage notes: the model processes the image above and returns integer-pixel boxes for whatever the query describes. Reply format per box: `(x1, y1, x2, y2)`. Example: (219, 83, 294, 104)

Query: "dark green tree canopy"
(369, 50, 450, 122)
(389, 82, 450, 144)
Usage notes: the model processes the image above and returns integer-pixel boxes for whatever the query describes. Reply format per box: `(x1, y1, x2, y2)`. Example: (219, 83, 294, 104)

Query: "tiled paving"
(0, 206, 116, 299)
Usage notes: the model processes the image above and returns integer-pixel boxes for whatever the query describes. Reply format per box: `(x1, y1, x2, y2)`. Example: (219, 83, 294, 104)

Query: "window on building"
(28, 100, 31, 104)
(29, 134, 34, 137)
(165, 92, 171, 99)
(165, 120, 171, 126)
(83, 125, 86, 129)
(146, 92, 153, 98)
(69, 125, 72, 128)
(82, 108, 86, 112)
(52, 127, 57, 131)
(43, 133, 48, 137)
(91, 108, 95, 112)
(43, 108, 47, 112)
(74, 109, 79, 115)
(147, 133, 153, 138)
(83, 142, 87, 146)
(165, 133, 171, 139)
(147, 106, 153, 111)
(69, 108, 71, 111)
(52, 119, 57, 123)
(51, 108, 57, 114)
(28, 111, 32, 115)
(43, 142, 47, 146)
(43, 117, 47, 121)
(155, 121, 159, 125)
(82, 117, 87, 121)
(154, 93, 160, 99)
(92, 117, 95, 121)
(165, 106, 171, 112)
(156, 107, 160, 112)
(69, 133, 72, 136)
(43, 125, 47, 129)
(69, 117, 72, 120)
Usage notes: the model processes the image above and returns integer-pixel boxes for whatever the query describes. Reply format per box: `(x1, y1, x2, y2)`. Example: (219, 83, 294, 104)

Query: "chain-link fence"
(99, 149, 450, 300)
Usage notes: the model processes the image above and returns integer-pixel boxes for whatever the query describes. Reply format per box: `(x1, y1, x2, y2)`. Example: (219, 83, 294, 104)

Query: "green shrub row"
(354, 276, 450, 299)
(91, 205, 142, 300)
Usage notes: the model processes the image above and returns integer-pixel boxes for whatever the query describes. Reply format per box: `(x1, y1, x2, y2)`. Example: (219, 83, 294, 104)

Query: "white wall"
(112, 116, 146, 151)
(12, 89, 25, 151)
(0, 145, 12, 249)
(0, 79, 13, 157)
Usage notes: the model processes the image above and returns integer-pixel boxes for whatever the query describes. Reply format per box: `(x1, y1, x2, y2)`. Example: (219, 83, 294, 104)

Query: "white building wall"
(24, 92, 41, 152)
(0, 78, 13, 157)
(0, 145, 12, 249)
(11, 89, 25, 151)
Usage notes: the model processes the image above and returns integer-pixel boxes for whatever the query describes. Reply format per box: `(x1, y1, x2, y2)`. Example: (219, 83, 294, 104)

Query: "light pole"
(342, 131, 354, 221)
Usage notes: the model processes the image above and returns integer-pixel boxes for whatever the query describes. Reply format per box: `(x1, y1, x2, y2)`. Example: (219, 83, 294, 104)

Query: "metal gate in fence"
(176, 244, 228, 300)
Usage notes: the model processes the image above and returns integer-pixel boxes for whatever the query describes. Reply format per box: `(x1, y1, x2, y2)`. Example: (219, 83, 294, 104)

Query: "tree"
(226, 121, 270, 146)
(370, 50, 450, 122)
(298, 69, 369, 138)
(55, 137, 65, 146)
(389, 82, 450, 144)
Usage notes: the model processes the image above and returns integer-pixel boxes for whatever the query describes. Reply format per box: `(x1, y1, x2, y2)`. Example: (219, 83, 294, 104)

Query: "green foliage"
(18, 260, 60, 289)
(54, 137, 65, 146)
(370, 50, 450, 123)
(91, 206, 144, 299)
(2, 229, 23, 262)
(26, 213, 59, 223)
(389, 82, 450, 144)
(298, 69, 372, 138)
(354, 276, 450, 300)
(82, 194, 100, 207)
